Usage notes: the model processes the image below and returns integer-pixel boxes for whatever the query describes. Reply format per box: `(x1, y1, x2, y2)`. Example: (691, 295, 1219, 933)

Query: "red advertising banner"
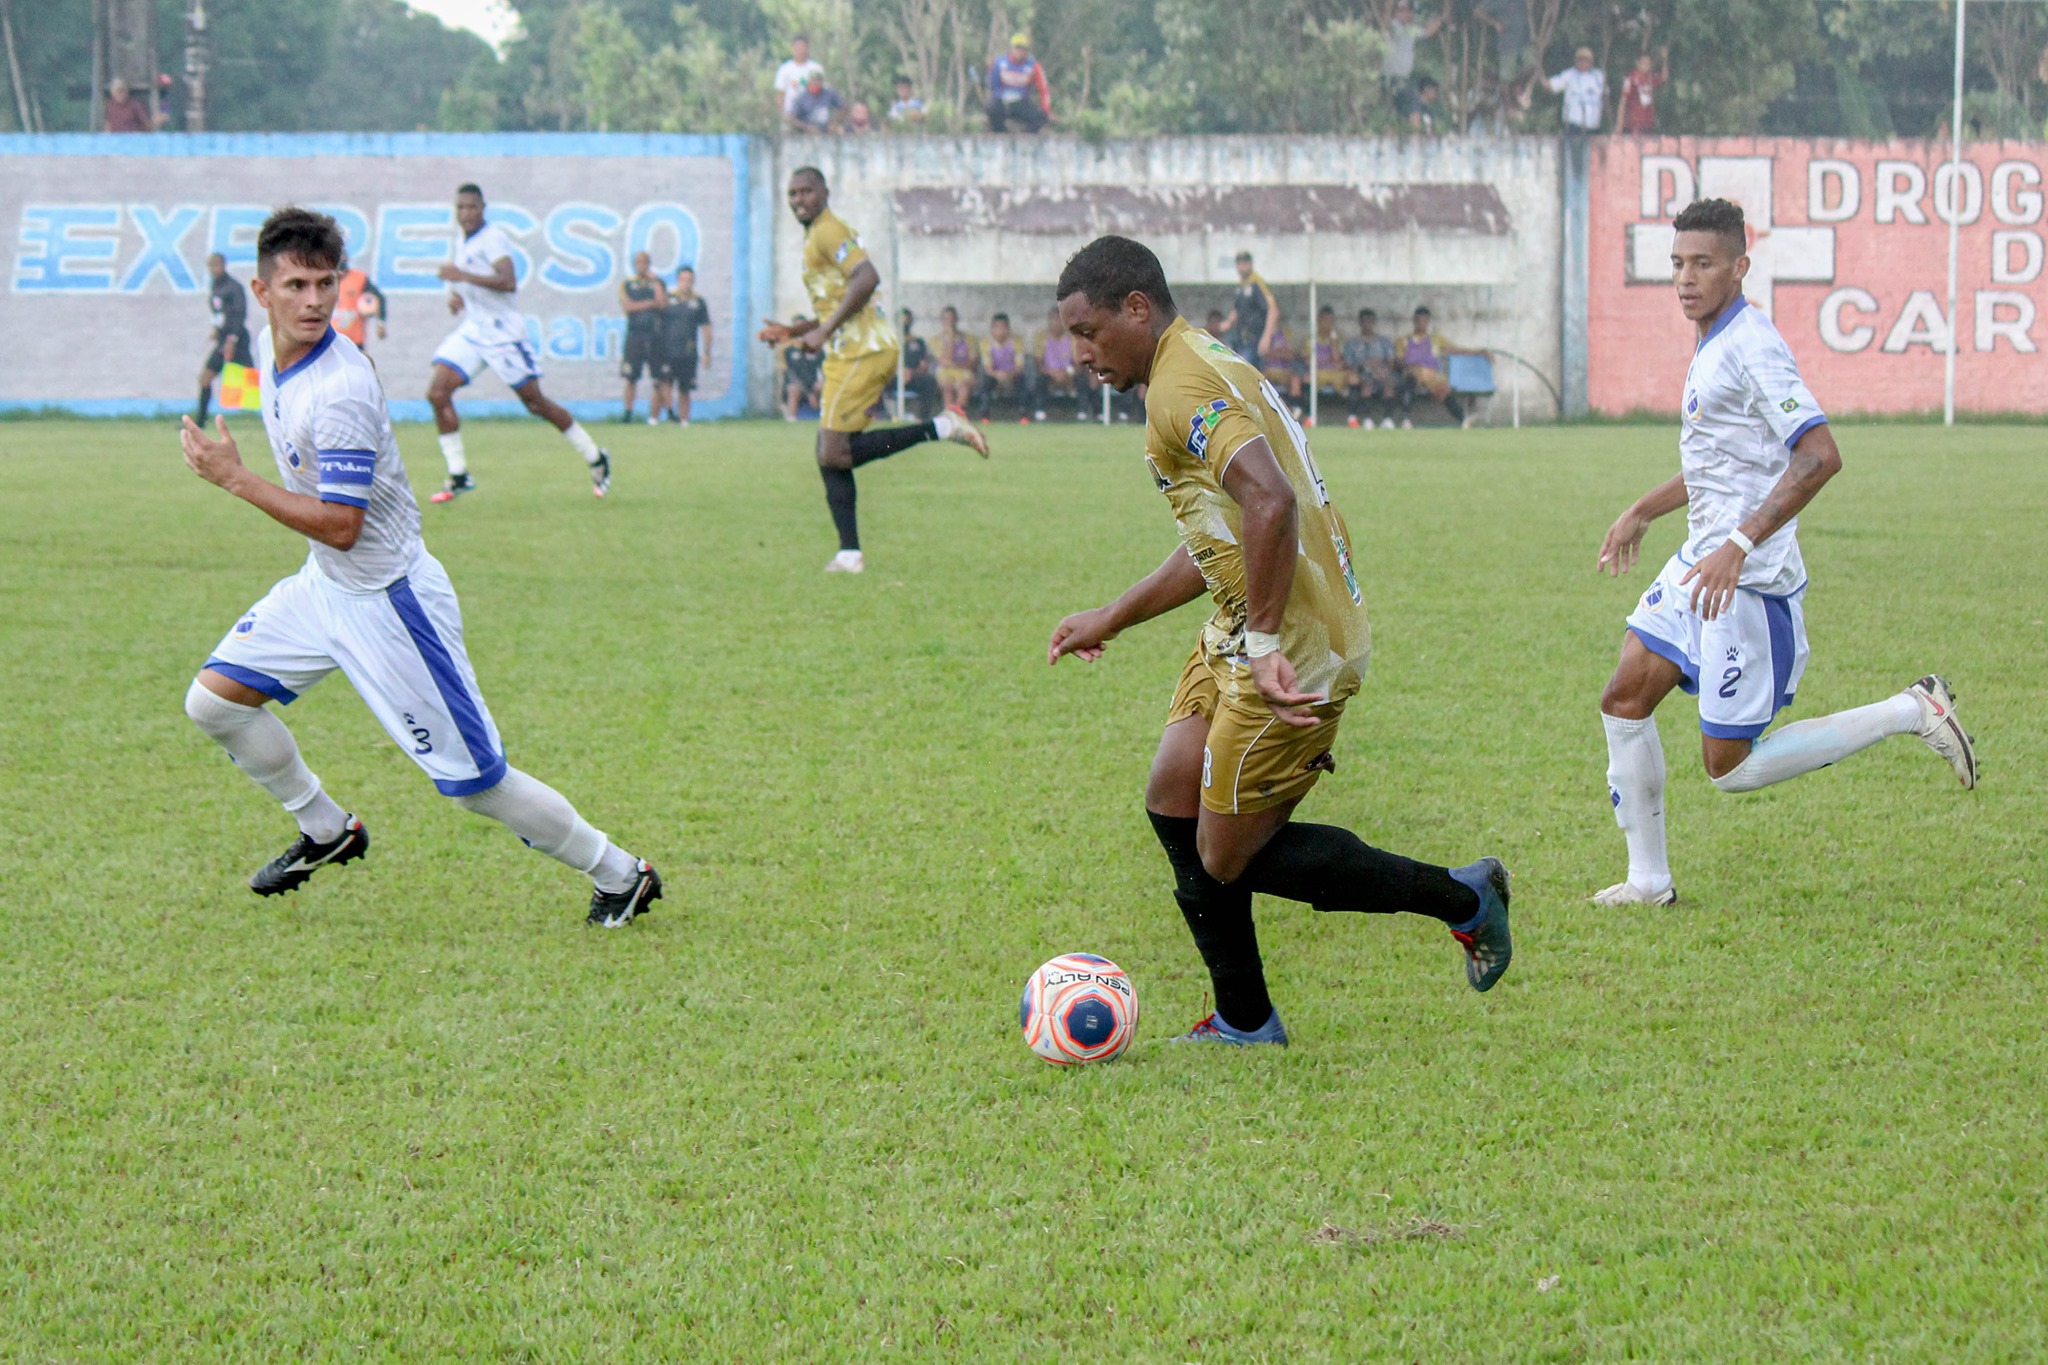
(1589, 137, 2046, 416)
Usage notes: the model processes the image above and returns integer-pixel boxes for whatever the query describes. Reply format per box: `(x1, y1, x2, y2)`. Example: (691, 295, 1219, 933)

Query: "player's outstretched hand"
(1597, 507, 1651, 576)
(180, 415, 245, 489)
(1679, 541, 1744, 622)
(1249, 650, 1325, 728)
(1048, 608, 1120, 665)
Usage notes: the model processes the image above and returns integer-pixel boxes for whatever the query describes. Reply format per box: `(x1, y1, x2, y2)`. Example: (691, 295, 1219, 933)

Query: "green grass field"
(2, 416, 2043, 1361)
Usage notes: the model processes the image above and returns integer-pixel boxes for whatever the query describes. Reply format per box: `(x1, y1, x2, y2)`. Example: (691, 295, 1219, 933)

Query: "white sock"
(186, 680, 348, 842)
(932, 412, 957, 440)
(1602, 712, 1671, 894)
(562, 421, 602, 464)
(438, 431, 467, 476)
(1712, 693, 1921, 793)
(453, 766, 641, 890)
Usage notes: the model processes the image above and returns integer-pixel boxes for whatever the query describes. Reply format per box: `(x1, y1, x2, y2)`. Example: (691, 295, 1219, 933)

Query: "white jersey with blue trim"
(1678, 295, 1827, 596)
(450, 222, 526, 345)
(256, 326, 422, 593)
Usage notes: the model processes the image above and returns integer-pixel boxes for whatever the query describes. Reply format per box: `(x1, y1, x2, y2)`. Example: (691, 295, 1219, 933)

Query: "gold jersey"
(801, 209, 895, 359)
(1143, 317, 1372, 705)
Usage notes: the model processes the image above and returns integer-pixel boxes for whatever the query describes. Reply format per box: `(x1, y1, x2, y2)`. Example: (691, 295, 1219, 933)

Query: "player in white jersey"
(1591, 198, 1976, 907)
(425, 183, 613, 503)
(179, 207, 662, 927)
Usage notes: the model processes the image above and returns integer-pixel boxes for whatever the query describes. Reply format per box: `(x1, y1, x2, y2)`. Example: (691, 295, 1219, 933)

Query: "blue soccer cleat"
(1173, 1007, 1289, 1046)
(1448, 857, 1513, 992)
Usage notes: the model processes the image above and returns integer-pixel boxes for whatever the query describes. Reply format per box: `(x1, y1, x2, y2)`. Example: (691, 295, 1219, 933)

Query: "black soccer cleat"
(591, 450, 612, 498)
(250, 815, 369, 896)
(587, 859, 661, 927)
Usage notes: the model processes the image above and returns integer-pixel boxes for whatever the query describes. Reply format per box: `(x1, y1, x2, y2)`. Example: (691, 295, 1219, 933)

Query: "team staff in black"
(618, 251, 668, 423)
(656, 265, 713, 425)
(195, 253, 252, 425)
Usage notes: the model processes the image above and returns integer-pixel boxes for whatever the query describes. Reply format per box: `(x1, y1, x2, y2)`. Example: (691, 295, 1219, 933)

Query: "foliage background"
(3, 0, 2044, 137)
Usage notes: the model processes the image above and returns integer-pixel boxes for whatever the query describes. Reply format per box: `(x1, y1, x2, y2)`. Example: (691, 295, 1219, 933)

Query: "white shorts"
(432, 329, 541, 390)
(203, 552, 508, 795)
(1625, 551, 1810, 740)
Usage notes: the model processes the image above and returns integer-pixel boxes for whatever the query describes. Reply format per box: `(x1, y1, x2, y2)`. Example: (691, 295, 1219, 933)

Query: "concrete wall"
(763, 135, 1565, 421)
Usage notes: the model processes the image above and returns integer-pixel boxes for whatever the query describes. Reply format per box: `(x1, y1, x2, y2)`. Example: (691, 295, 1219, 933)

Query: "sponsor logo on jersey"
(1185, 398, 1228, 460)
(1144, 456, 1171, 491)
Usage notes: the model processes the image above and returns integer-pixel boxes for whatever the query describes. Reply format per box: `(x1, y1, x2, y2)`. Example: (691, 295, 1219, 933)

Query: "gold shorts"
(936, 365, 973, 388)
(1167, 648, 1344, 815)
(821, 347, 898, 432)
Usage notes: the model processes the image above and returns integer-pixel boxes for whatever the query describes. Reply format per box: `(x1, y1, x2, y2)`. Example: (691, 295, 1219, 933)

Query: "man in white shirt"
(180, 205, 662, 926)
(425, 183, 612, 503)
(772, 35, 824, 121)
(1547, 46, 1606, 132)
(1591, 198, 1976, 907)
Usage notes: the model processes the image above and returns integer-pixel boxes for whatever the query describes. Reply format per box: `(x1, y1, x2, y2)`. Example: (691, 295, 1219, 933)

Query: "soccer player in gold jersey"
(1047, 236, 1512, 1045)
(758, 168, 987, 574)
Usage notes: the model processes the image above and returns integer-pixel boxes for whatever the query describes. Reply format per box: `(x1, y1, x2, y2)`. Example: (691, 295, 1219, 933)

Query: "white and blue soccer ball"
(1020, 953, 1138, 1064)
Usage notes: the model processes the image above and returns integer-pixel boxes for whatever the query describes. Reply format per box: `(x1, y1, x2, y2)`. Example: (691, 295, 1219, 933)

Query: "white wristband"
(1727, 529, 1757, 555)
(1244, 630, 1282, 659)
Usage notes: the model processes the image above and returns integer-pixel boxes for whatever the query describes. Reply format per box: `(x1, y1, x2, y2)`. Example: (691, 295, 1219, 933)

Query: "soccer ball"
(1019, 953, 1138, 1064)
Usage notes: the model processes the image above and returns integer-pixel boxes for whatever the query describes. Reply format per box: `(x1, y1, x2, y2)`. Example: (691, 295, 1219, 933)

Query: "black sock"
(195, 387, 211, 424)
(819, 465, 859, 550)
(1241, 823, 1478, 925)
(1148, 812, 1273, 1032)
(848, 420, 938, 467)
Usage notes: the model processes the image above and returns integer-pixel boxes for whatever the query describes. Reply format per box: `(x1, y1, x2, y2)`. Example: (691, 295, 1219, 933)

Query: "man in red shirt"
(1620, 48, 1669, 134)
(104, 78, 157, 132)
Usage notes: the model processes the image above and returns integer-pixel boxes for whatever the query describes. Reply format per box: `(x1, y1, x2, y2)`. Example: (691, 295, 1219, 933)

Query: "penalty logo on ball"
(1020, 953, 1138, 1065)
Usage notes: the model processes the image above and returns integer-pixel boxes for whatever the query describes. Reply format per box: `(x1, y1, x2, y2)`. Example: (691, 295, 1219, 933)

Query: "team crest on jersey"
(234, 612, 256, 635)
(834, 239, 853, 264)
(1645, 584, 1664, 609)
(283, 441, 302, 469)
(1685, 392, 1700, 421)
(1185, 399, 1228, 460)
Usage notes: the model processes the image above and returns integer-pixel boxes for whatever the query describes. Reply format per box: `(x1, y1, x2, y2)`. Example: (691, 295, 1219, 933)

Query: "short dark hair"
(1417, 76, 1439, 93)
(456, 182, 483, 199)
(895, 74, 912, 86)
(256, 206, 344, 279)
(1414, 305, 1432, 317)
(1234, 250, 1253, 262)
(791, 165, 825, 187)
(675, 263, 695, 275)
(992, 311, 1010, 324)
(1317, 304, 1335, 317)
(1056, 235, 1177, 314)
(1673, 197, 1747, 257)
(1359, 307, 1377, 319)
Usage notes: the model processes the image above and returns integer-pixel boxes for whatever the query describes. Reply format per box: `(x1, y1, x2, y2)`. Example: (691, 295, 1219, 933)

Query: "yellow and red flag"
(218, 362, 262, 412)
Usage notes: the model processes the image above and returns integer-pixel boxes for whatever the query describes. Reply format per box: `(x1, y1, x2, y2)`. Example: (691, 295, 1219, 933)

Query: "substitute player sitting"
(179, 207, 662, 927)
(1048, 236, 1511, 1046)
(758, 167, 987, 574)
(426, 183, 612, 502)
(1592, 197, 1976, 908)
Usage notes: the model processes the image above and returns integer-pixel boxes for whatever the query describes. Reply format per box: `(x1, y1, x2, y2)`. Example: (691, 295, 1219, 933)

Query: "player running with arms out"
(426, 183, 612, 503)
(1047, 236, 1512, 1046)
(178, 207, 662, 928)
(758, 167, 988, 575)
(195, 253, 251, 425)
(1592, 197, 1976, 908)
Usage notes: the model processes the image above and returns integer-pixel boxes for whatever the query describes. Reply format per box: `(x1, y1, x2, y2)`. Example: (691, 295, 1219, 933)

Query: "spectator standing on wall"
(1381, 2, 1443, 94)
(1396, 76, 1442, 133)
(773, 36, 823, 122)
(1548, 47, 1607, 134)
(1620, 48, 1669, 134)
(105, 78, 160, 132)
(1220, 252, 1279, 364)
(846, 101, 876, 134)
(988, 32, 1053, 133)
(1342, 307, 1398, 429)
(889, 76, 927, 125)
(788, 71, 846, 133)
